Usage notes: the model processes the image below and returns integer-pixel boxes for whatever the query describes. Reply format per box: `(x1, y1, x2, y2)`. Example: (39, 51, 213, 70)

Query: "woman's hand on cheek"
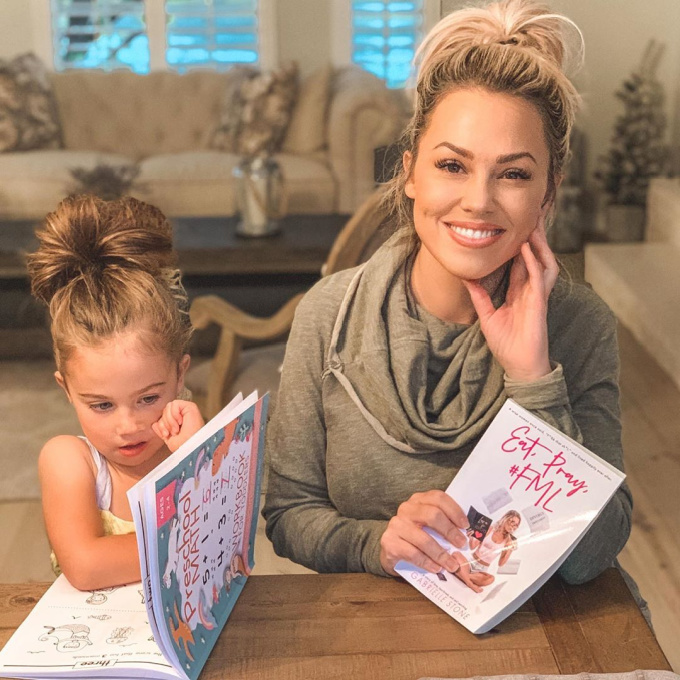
(379, 490, 469, 576)
(462, 214, 559, 382)
(152, 400, 205, 453)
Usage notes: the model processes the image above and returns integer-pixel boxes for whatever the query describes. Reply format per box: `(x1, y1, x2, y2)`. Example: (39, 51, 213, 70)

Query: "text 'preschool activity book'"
(396, 399, 625, 634)
(0, 391, 269, 680)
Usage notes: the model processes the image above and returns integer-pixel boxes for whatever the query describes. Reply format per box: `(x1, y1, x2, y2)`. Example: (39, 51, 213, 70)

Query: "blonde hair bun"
(416, 0, 584, 77)
(29, 195, 176, 307)
(27, 195, 192, 369)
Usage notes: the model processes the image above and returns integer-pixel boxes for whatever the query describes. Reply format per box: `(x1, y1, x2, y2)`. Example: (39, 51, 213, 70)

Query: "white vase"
(233, 156, 285, 238)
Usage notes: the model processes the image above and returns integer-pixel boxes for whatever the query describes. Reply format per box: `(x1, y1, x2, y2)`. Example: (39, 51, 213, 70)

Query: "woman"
(263, 0, 632, 585)
(451, 511, 521, 593)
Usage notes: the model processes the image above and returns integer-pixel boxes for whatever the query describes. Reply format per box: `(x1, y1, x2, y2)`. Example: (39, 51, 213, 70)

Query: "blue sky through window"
(351, 0, 423, 88)
(52, 0, 259, 72)
(165, 0, 259, 72)
(52, 0, 149, 72)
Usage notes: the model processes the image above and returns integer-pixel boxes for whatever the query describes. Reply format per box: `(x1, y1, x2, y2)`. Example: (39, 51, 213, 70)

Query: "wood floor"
(0, 324, 677, 671)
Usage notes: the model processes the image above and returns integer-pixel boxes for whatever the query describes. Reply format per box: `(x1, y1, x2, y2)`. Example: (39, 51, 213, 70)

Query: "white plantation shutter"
(51, 0, 150, 72)
(351, 0, 424, 88)
(165, 0, 260, 72)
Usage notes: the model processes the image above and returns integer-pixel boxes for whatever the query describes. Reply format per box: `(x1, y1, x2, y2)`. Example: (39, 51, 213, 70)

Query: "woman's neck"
(410, 247, 477, 325)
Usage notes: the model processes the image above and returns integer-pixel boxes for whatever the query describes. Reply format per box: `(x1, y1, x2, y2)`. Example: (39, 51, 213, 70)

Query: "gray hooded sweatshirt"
(263, 236, 631, 582)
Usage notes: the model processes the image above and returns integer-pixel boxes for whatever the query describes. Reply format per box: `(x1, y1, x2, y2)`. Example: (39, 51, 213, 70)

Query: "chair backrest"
(322, 188, 394, 276)
(188, 188, 397, 418)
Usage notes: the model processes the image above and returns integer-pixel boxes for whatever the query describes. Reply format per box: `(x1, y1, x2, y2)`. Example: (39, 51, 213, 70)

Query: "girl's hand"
(379, 490, 470, 576)
(462, 215, 558, 382)
(152, 400, 205, 452)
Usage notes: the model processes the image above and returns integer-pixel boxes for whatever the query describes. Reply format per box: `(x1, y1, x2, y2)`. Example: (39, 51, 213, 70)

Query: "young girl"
(28, 195, 205, 591)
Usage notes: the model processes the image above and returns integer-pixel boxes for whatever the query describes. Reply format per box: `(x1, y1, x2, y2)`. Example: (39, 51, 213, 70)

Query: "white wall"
(441, 0, 680, 182)
(277, 0, 331, 77)
(0, 0, 35, 59)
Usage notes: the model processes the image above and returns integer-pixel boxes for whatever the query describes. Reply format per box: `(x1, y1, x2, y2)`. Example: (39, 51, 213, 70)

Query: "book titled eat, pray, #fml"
(396, 399, 625, 634)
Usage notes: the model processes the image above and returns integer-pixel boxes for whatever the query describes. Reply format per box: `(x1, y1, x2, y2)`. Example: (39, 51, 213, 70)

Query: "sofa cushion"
(135, 151, 336, 217)
(0, 150, 133, 218)
(283, 64, 332, 155)
(136, 151, 240, 217)
(211, 63, 299, 158)
(0, 54, 62, 153)
(276, 153, 336, 214)
(50, 70, 233, 159)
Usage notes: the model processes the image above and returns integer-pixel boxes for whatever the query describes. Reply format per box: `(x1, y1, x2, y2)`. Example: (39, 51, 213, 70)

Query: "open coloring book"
(396, 399, 625, 634)
(0, 391, 269, 680)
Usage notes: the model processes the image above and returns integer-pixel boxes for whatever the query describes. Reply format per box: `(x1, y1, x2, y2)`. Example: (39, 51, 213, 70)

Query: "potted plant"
(595, 39, 669, 241)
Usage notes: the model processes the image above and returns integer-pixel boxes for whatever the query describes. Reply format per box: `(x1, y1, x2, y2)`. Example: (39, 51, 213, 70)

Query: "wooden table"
(0, 214, 349, 280)
(0, 569, 670, 680)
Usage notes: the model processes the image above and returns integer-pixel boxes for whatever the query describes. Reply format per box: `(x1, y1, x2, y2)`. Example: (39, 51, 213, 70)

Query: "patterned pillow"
(210, 65, 259, 153)
(211, 63, 299, 158)
(0, 53, 62, 153)
(238, 62, 298, 157)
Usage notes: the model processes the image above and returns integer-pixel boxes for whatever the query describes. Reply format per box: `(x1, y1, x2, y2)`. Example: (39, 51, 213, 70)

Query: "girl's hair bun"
(416, 0, 584, 77)
(28, 195, 176, 306)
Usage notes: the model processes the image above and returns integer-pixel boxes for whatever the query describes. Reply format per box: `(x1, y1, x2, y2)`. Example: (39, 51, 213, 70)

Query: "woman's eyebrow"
(434, 143, 536, 165)
(497, 151, 537, 164)
(434, 142, 472, 157)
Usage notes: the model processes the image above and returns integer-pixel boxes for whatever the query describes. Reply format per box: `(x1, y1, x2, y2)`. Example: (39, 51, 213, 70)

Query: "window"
(331, 0, 439, 88)
(50, 0, 272, 73)
(51, 0, 150, 73)
(165, 0, 259, 72)
(351, 1, 423, 88)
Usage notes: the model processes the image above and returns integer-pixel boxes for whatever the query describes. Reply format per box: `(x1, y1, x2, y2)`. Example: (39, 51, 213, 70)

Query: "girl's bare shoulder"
(39, 435, 96, 478)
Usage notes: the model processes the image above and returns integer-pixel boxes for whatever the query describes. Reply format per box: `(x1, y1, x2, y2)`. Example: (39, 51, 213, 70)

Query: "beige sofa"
(0, 65, 406, 219)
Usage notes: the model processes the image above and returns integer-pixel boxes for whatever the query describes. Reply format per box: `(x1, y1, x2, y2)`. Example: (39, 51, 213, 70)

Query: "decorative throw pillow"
(212, 62, 298, 159)
(282, 64, 333, 155)
(237, 62, 298, 157)
(0, 53, 62, 153)
(210, 65, 259, 153)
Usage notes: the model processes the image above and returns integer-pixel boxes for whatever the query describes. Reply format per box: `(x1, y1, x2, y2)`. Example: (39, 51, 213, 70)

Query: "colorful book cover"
(0, 391, 268, 680)
(395, 398, 625, 634)
(149, 396, 267, 679)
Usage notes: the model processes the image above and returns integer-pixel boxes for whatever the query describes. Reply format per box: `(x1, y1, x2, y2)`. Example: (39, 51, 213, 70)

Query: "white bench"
(585, 178, 680, 391)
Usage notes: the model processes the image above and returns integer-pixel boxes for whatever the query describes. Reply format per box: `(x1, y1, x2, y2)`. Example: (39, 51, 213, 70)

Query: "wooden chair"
(186, 189, 392, 418)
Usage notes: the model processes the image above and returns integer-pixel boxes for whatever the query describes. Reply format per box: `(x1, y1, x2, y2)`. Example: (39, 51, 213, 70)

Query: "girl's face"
(405, 87, 553, 282)
(56, 331, 189, 473)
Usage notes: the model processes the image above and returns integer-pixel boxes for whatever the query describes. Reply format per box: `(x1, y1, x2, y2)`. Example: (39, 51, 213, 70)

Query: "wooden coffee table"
(0, 214, 349, 281)
(0, 569, 670, 679)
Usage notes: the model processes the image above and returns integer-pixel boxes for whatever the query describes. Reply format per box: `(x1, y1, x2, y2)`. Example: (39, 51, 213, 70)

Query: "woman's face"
(405, 87, 552, 281)
(503, 515, 521, 533)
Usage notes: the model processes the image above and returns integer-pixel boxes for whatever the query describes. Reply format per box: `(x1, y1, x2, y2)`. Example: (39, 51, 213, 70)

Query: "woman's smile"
(444, 220, 506, 247)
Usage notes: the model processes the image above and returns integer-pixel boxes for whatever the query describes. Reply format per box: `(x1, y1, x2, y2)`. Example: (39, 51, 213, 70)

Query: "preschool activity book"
(0, 390, 269, 680)
(395, 399, 625, 635)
